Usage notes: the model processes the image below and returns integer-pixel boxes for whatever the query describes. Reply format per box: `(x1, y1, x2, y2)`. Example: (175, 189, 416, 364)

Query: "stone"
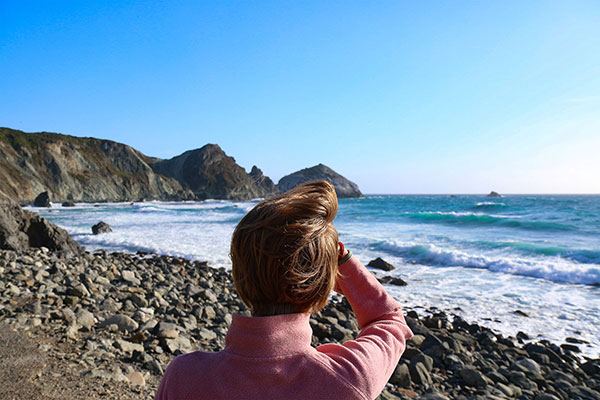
(390, 363, 411, 387)
(76, 309, 95, 330)
(61, 201, 75, 207)
(126, 371, 145, 386)
(33, 192, 51, 207)
(534, 394, 561, 400)
(115, 339, 144, 354)
(410, 361, 432, 387)
(92, 221, 112, 235)
(0, 198, 83, 253)
(460, 366, 488, 388)
(99, 314, 138, 332)
(378, 275, 408, 286)
(487, 191, 502, 197)
(367, 257, 395, 271)
(157, 322, 179, 339)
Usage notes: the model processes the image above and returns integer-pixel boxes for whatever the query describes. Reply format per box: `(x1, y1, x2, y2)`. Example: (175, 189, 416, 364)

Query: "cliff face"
(277, 163, 362, 198)
(150, 145, 278, 200)
(0, 128, 192, 203)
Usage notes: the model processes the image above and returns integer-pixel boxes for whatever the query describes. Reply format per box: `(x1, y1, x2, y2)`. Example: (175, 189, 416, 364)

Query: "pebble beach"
(1, 248, 598, 400)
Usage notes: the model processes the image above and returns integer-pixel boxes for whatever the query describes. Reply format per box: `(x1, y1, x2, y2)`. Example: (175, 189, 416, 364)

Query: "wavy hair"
(230, 180, 339, 316)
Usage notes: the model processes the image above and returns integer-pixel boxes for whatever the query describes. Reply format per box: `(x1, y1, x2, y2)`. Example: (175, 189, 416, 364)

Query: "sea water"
(30, 195, 600, 357)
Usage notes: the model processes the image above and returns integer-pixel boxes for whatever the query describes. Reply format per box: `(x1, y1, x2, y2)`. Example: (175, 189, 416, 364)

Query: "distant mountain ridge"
(151, 144, 277, 200)
(0, 127, 362, 203)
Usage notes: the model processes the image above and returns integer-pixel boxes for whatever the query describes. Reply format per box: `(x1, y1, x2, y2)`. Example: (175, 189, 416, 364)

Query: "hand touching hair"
(230, 181, 339, 316)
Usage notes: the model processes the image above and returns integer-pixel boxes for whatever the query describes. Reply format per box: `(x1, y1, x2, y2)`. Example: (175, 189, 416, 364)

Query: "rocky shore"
(1, 248, 598, 400)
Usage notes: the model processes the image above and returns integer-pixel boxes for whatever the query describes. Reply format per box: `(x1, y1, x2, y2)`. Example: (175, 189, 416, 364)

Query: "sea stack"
(487, 191, 502, 198)
(277, 164, 362, 198)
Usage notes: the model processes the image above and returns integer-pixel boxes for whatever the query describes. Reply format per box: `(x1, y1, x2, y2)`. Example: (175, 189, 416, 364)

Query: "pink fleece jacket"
(155, 255, 413, 400)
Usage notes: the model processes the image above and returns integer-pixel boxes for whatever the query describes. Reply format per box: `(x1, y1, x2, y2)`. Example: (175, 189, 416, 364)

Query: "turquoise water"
(31, 194, 600, 356)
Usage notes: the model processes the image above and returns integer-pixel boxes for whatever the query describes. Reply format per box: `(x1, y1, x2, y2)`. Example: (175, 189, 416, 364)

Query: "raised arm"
(316, 254, 413, 399)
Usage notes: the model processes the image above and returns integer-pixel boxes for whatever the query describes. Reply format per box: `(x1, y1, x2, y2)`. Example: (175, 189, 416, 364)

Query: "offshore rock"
(367, 257, 395, 271)
(92, 221, 112, 235)
(277, 163, 362, 198)
(33, 191, 51, 207)
(151, 144, 278, 201)
(487, 191, 502, 197)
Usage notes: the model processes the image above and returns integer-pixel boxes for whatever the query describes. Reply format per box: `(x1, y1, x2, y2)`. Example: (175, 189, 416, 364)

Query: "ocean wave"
(375, 240, 600, 286)
(402, 211, 574, 231)
(472, 202, 508, 211)
(475, 241, 600, 264)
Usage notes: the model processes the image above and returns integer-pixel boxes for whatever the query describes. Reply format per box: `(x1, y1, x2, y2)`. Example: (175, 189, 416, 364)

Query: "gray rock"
(99, 314, 138, 332)
(410, 361, 432, 387)
(390, 363, 411, 387)
(0, 198, 83, 253)
(76, 309, 95, 330)
(115, 339, 144, 354)
(92, 221, 112, 235)
(460, 366, 488, 388)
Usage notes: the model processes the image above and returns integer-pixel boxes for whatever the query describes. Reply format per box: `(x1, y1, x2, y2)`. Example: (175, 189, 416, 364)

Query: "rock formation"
(150, 144, 278, 201)
(277, 164, 362, 198)
(0, 127, 192, 203)
(92, 221, 112, 235)
(487, 191, 502, 198)
(0, 194, 82, 253)
(367, 257, 395, 271)
(33, 191, 51, 207)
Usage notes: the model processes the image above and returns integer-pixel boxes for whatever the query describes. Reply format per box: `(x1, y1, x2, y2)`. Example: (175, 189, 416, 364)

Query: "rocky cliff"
(0, 128, 192, 203)
(277, 164, 362, 198)
(150, 144, 278, 200)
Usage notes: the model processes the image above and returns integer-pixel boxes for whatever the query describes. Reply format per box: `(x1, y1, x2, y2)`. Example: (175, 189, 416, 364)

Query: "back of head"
(230, 180, 339, 316)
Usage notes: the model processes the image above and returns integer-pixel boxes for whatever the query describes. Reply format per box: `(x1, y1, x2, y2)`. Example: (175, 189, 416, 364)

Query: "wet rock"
(378, 275, 408, 286)
(367, 257, 395, 271)
(61, 201, 76, 207)
(33, 192, 51, 207)
(92, 221, 112, 235)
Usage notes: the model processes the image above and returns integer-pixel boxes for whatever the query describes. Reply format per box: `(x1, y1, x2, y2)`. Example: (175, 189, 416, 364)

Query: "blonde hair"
(230, 180, 339, 316)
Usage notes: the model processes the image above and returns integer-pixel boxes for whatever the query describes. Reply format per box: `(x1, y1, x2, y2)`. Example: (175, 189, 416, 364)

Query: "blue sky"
(1, 1, 599, 193)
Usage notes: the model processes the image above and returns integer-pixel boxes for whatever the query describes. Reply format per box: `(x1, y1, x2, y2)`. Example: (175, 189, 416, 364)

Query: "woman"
(156, 181, 413, 400)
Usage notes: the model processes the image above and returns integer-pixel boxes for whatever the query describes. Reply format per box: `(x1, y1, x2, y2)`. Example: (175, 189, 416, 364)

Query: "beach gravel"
(0, 247, 599, 399)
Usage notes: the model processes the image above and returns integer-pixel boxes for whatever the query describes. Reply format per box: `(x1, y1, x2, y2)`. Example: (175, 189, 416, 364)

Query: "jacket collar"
(224, 313, 313, 358)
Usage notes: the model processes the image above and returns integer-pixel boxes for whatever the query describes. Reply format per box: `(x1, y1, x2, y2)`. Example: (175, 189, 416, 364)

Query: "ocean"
(30, 194, 600, 357)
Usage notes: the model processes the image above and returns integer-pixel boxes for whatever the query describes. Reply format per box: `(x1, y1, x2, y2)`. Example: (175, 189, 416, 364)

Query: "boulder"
(378, 275, 407, 286)
(61, 201, 75, 207)
(92, 221, 112, 234)
(367, 257, 395, 271)
(487, 191, 502, 198)
(277, 164, 362, 198)
(0, 197, 82, 253)
(33, 191, 51, 207)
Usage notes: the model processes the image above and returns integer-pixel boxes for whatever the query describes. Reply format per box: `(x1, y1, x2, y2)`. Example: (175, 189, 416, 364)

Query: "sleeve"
(155, 356, 179, 400)
(316, 255, 413, 399)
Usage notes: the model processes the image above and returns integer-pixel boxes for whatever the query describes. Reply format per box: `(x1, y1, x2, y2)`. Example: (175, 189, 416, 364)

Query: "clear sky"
(1, 1, 599, 194)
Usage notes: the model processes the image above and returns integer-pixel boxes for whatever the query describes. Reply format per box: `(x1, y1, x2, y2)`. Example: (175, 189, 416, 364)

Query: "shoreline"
(1, 248, 598, 399)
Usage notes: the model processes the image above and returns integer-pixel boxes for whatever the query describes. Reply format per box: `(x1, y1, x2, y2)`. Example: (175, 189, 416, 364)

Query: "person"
(156, 180, 413, 400)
